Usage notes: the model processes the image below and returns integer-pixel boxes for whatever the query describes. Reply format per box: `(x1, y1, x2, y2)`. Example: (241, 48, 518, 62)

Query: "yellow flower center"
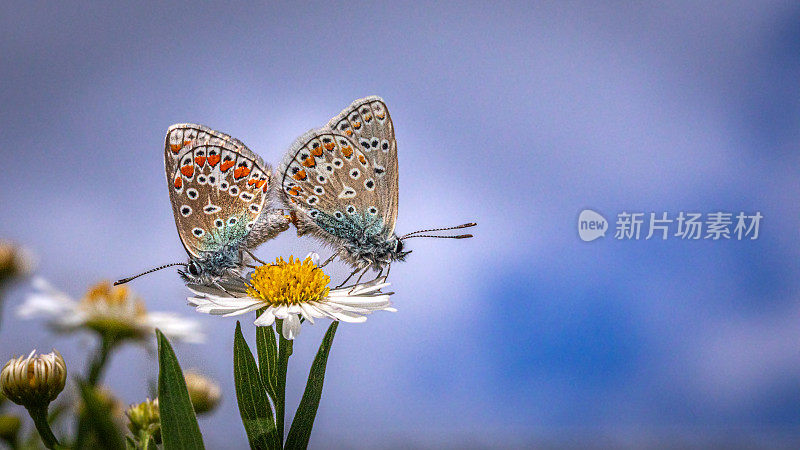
(78, 281, 148, 338)
(246, 256, 330, 306)
(80, 281, 147, 317)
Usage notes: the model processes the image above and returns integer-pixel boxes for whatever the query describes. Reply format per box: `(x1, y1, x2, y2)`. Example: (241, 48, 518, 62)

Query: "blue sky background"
(1, 1, 799, 447)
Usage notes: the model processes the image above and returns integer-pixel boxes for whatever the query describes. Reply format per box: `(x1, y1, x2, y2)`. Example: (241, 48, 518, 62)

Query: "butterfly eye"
(395, 240, 404, 253)
(188, 261, 200, 276)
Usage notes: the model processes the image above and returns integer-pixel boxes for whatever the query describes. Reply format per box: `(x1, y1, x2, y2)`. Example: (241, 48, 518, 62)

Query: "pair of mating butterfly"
(115, 96, 475, 289)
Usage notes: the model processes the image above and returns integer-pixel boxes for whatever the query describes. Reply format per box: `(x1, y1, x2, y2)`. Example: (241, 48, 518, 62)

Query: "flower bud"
(0, 241, 35, 285)
(185, 371, 221, 415)
(0, 350, 66, 408)
(126, 398, 160, 439)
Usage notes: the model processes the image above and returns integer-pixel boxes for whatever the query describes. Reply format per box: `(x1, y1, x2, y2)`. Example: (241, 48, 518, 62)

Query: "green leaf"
(157, 329, 205, 450)
(255, 312, 278, 403)
(275, 319, 294, 445)
(233, 321, 280, 450)
(285, 321, 339, 450)
(77, 380, 125, 450)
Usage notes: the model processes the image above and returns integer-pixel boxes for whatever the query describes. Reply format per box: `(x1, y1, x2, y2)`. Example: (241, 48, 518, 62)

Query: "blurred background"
(1, 1, 799, 447)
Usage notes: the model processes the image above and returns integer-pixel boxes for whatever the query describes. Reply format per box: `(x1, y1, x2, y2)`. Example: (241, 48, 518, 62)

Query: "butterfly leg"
(347, 267, 371, 294)
(374, 263, 391, 282)
(244, 248, 268, 265)
(335, 267, 362, 289)
(319, 252, 338, 268)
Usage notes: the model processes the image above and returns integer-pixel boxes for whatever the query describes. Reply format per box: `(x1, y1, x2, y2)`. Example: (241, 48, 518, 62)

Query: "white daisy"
(18, 278, 204, 343)
(187, 253, 395, 340)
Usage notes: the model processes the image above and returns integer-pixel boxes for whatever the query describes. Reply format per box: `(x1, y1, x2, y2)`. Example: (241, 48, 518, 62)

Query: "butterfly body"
(279, 97, 471, 277)
(164, 124, 289, 285)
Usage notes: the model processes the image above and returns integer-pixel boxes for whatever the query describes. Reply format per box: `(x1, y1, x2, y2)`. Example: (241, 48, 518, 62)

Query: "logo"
(578, 209, 608, 242)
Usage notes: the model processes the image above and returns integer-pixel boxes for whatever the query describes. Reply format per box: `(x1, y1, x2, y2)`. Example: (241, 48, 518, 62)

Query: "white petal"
(147, 313, 205, 343)
(282, 314, 302, 340)
(254, 309, 276, 326)
(297, 303, 316, 324)
(311, 302, 367, 323)
(273, 305, 290, 319)
(221, 303, 263, 317)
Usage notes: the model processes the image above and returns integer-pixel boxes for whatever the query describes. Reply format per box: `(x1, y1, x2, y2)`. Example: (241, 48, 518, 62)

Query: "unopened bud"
(126, 398, 160, 437)
(185, 371, 221, 415)
(0, 350, 66, 408)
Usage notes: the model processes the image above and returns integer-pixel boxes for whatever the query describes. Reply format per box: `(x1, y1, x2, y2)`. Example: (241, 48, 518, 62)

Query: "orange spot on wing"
(180, 165, 194, 177)
(364, 114, 372, 121)
(302, 157, 316, 168)
(174, 176, 182, 189)
(377, 113, 385, 119)
(345, 129, 353, 136)
(248, 179, 257, 187)
(311, 146, 323, 157)
(288, 188, 299, 196)
(184, 140, 192, 147)
(207, 154, 220, 167)
(233, 166, 251, 180)
(221, 160, 235, 172)
(342, 146, 353, 157)
(358, 155, 366, 165)
(352, 121, 362, 129)
(170, 143, 182, 153)
(255, 179, 266, 189)
(195, 156, 206, 166)
(324, 142, 335, 151)
(262, 183, 270, 193)
(293, 170, 307, 181)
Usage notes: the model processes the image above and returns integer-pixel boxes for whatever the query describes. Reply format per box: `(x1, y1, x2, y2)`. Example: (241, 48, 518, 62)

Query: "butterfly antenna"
(400, 234, 473, 240)
(114, 263, 186, 285)
(400, 222, 476, 239)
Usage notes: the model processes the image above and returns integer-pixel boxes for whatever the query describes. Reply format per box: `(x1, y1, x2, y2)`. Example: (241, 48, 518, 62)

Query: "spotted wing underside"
(278, 128, 392, 245)
(164, 124, 272, 258)
(326, 96, 398, 229)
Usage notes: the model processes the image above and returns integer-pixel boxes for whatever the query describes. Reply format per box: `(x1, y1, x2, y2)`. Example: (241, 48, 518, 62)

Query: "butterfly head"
(390, 236, 413, 261)
(178, 260, 206, 284)
(178, 247, 243, 285)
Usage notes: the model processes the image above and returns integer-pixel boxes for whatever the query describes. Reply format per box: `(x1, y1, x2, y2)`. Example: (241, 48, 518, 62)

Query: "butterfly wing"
(325, 96, 398, 231)
(278, 128, 391, 247)
(164, 124, 273, 258)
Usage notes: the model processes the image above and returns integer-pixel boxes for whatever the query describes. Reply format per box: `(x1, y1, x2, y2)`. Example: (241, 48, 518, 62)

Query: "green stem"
(74, 335, 119, 448)
(276, 319, 293, 445)
(137, 429, 153, 450)
(87, 335, 117, 386)
(26, 405, 59, 449)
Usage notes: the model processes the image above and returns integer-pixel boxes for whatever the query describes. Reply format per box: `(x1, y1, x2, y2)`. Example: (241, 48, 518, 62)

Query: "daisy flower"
(187, 253, 394, 340)
(18, 279, 204, 344)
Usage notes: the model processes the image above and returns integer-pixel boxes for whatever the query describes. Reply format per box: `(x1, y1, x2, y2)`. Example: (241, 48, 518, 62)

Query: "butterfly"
(115, 124, 289, 286)
(278, 96, 475, 285)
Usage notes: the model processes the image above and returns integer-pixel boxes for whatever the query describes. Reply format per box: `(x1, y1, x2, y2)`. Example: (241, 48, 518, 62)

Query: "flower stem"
(138, 429, 154, 450)
(25, 405, 59, 449)
(276, 319, 293, 445)
(87, 334, 118, 386)
(74, 334, 119, 448)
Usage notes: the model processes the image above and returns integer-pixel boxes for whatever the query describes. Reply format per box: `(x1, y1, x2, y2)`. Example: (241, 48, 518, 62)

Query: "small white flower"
(187, 253, 395, 340)
(19, 278, 204, 343)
